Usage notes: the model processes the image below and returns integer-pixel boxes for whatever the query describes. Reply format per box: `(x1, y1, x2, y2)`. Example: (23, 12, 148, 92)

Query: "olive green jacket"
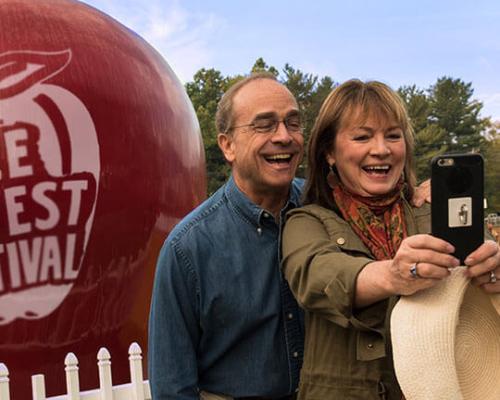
(282, 201, 431, 400)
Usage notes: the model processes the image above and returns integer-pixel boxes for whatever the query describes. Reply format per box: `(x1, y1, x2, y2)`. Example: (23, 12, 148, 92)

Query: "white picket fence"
(0, 342, 151, 400)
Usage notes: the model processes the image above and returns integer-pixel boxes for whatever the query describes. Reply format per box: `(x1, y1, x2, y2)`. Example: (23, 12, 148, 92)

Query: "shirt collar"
(224, 175, 301, 226)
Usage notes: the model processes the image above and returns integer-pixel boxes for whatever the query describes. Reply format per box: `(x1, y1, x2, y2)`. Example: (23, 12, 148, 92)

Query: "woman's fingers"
(395, 238, 500, 295)
(395, 235, 459, 280)
(390, 243, 458, 296)
(409, 248, 459, 269)
(403, 234, 455, 254)
(409, 261, 452, 279)
(393, 266, 445, 295)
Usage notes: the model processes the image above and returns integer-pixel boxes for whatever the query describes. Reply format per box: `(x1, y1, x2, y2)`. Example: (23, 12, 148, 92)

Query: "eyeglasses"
(228, 115, 303, 134)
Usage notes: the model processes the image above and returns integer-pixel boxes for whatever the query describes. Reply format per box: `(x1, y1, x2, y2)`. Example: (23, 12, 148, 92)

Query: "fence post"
(32, 375, 46, 400)
(97, 347, 113, 400)
(65, 353, 80, 400)
(128, 342, 144, 400)
(0, 363, 10, 400)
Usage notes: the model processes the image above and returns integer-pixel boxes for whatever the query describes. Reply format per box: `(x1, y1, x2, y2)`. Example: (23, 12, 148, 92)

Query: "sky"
(80, 0, 500, 121)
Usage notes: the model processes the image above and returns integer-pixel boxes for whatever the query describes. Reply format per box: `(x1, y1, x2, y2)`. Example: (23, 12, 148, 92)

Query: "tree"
(398, 85, 448, 180)
(428, 77, 488, 153)
(484, 121, 500, 212)
(312, 76, 336, 115)
(398, 79, 491, 182)
(251, 57, 279, 77)
(185, 68, 231, 194)
(413, 124, 448, 180)
(281, 65, 336, 175)
(185, 68, 227, 144)
(282, 63, 317, 131)
(398, 85, 431, 132)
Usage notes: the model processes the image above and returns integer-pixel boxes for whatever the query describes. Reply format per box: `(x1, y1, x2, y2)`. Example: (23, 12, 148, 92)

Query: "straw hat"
(390, 267, 500, 400)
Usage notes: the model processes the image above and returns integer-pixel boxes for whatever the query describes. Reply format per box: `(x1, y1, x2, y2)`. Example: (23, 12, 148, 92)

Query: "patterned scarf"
(332, 180, 408, 260)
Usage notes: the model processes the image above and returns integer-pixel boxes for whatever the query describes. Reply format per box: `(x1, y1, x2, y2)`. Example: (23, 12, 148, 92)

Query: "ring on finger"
(410, 263, 421, 279)
(489, 270, 497, 284)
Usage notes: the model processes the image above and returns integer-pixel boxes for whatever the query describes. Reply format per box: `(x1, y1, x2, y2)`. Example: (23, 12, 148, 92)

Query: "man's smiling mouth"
(264, 154, 293, 164)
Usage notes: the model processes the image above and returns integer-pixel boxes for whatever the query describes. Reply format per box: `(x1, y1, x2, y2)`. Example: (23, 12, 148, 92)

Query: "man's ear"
(217, 133, 235, 163)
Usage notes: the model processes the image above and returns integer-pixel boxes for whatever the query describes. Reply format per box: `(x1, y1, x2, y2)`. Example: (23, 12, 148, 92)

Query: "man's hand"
(412, 179, 431, 207)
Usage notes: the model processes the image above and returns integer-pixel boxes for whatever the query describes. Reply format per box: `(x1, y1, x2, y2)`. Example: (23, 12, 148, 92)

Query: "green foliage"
(484, 122, 500, 212)
(281, 64, 336, 176)
(185, 68, 232, 194)
(185, 68, 227, 144)
(428, 77, 488, 153)
(413, 124, 448, 179)
(398, 77, 498, 210)
(251, 57, 279, 77)
(398, 85, 431, 132)
(282, 65, 335, 135)
(398, 85, 448, 179)
(398, 77, 492, 180)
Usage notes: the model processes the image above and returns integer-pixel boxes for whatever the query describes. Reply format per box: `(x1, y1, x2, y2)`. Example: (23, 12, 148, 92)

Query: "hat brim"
(391, 267, 500, 400)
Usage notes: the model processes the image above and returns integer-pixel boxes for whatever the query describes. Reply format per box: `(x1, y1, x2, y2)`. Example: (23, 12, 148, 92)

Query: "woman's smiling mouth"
(362, 165, 392, 175)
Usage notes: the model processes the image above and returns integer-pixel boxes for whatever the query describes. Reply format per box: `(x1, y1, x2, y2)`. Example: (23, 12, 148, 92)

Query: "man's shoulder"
(168, 185, 228, 245)
(289, 177, 305, 206)
(291, 177, 305, 192)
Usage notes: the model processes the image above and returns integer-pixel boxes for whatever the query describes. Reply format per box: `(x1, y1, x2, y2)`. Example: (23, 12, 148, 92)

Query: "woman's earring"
(327, 164, 339, 189)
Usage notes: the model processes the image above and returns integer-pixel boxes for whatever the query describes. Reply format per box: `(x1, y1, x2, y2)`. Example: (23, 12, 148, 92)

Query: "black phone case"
(431, 153, 484, 264)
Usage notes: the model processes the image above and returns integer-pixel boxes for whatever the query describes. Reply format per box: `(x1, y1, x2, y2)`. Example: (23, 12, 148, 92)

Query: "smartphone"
(431, 153, 484, 264)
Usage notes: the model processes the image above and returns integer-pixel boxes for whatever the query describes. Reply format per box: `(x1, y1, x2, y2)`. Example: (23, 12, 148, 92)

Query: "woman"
(281, 79, 500, 399)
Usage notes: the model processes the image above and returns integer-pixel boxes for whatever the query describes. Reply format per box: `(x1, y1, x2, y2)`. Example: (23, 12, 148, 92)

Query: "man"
(149, 73, 305, 399)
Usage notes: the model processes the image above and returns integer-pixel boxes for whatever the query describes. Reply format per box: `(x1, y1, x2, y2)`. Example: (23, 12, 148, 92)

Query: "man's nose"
(271, 121, 293, 144)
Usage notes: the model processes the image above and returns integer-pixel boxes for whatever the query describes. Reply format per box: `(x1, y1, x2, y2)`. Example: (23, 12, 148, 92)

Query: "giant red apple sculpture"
(0, 0, 206, 397)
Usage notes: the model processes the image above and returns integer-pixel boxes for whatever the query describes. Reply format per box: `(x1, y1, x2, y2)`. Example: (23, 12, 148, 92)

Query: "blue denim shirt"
(148, 176, 304, 399)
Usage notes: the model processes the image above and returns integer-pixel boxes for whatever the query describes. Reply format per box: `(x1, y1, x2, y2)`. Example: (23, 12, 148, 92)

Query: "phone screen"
(431, 154, 484, 264)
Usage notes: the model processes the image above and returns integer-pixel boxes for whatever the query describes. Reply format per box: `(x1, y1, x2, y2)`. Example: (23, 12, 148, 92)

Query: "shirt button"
(336, 237, 346, 245)
(287, 313, 293, 320)
(293, 351, 299, 358)
(263, 212, 270, 218)
(367, 343, 374, 349)
(257, 227, 262, 235)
